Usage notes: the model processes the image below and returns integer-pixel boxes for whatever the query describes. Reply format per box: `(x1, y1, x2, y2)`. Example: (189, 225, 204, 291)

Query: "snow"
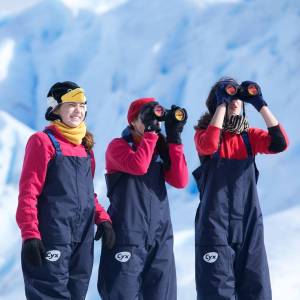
(0, 39, 15, 81)
(0, 0, 299, 299)
(0, 111, 33, 191)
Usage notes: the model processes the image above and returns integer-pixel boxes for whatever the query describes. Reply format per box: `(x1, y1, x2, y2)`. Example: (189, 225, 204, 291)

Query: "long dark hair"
(194, 76, 239, 130)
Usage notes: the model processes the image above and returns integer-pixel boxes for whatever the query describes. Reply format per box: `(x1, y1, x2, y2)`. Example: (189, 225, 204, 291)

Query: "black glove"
(139, 102, 161, 133)
(165, 105, 188, 144)
(22, 238, 46, 267)
(240, 81, 268, 112)
(215, 80, 237, 106)
(95, 221, 116, 249)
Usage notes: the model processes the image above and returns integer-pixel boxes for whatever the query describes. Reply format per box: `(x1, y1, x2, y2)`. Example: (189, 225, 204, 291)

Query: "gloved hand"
(165, 105, 188, 144)
(22, 238, 46, 267)
(215, 80, 238, 106)
(240, 81, 268, 112)
(95, 221, 116, 249)
(139, 102, 161, 133)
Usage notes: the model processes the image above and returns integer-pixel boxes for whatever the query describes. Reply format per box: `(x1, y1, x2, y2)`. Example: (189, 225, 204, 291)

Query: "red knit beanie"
(127, 97, 156, 124)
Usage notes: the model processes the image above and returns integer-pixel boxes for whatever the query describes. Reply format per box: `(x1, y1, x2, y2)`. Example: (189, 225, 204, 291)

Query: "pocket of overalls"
(195, 230, 231, 279)
(103, 230, 145, 277)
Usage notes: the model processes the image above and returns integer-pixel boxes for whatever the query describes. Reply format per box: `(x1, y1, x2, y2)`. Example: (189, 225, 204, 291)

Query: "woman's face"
(227, 99, 242, 117)
(56, 102, 86, 127)
(131, 116, 146, 135)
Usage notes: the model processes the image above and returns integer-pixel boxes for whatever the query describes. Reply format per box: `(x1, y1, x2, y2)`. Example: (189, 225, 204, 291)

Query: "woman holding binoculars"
(193, 77, 288, 300)
(97, 98, 188, 300)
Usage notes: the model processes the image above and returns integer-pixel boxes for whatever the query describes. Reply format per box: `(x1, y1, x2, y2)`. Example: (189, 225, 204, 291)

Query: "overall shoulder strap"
(43, 129, 62, 156)
(241, 131, 253, 157)
(121, 126, 137, 151)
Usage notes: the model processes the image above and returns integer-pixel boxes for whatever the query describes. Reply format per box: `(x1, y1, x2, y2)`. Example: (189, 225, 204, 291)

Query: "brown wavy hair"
(82, 131, 95, 152)
(194, 76, 238, 130)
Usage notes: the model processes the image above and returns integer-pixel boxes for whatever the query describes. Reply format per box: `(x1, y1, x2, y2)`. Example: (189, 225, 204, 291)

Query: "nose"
(74, 103, 82, 112)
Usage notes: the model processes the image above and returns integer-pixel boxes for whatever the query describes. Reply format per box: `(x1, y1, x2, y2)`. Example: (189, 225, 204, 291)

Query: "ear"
(130, 118, 138, 127)
(53, 104, 62, 115)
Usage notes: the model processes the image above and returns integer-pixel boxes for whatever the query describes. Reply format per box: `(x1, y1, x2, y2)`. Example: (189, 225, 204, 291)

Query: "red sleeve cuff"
(22, 231, 41, 241)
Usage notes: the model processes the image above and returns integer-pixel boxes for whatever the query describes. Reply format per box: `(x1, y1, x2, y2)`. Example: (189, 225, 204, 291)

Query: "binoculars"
(152, 105, 187, 122)
(224, 82, 260, 98)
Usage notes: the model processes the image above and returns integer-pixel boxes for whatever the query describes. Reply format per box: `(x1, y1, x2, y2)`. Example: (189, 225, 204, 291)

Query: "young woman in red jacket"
(98, 98, 188, 300)
(16, 81, 115, 300)
(193, 77, 288, 300)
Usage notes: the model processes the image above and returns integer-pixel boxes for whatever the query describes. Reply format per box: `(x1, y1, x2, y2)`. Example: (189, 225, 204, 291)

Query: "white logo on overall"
(45, 250, 61, 262)
(115, 251, 131, 263)
(203, 252, 218, 263)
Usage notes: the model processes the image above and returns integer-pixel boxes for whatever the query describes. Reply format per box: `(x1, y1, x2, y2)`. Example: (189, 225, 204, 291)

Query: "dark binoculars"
(224, 83, 260, 98)
(152, 105, 186, 122)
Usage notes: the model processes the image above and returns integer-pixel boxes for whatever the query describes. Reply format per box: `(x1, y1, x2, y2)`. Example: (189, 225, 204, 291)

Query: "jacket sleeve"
(16, 133, 54, 241)
(164, 144, 188, 188)
(90, 150, 111, 224)
(248, 124, 289, 155)
(194, 125, 221, 155)
(106, 132, 158, 175)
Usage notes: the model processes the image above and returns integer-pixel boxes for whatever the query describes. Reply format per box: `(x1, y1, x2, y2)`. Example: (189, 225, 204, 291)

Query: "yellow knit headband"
(61, 88, 86, 103)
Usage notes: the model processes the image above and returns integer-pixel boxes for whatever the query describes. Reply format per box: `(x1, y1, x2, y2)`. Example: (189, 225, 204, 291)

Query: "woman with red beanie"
(16, 81, 115, 299)
(97, 98, 188, 300)
(193, 77, 289, 300)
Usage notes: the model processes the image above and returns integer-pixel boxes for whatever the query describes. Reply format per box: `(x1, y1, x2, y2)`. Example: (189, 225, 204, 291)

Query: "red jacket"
(106, 132, 188, 188)
(194, 125, 289, 158)
(16, 125, 111, 241)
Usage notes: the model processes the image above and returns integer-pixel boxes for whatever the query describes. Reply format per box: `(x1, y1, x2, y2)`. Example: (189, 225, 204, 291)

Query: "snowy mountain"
(0, 0, 299, 299)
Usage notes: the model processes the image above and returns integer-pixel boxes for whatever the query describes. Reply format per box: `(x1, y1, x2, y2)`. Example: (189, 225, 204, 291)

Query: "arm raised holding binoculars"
(139, 102, 188, 187)
(105, 100, 188, 188)
(106, 132, 158, 175)
(163, 105, 189, 188)
(165, 105, 188, 144)
(240, 81, 288, 153)
(195, 79, 288, 156)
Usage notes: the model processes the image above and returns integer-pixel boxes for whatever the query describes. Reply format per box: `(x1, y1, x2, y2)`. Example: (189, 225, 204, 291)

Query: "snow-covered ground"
(0, 0, 299, 299)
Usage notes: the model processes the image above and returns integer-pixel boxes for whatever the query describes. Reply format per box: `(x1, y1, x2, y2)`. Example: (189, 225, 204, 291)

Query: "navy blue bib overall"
(98, 128, 176, 300)
(193, 132, 272, 300)
(22, 130, 95, 300)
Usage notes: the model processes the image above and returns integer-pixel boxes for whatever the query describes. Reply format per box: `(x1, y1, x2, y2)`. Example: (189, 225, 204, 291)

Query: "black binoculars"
(224, 82, 260, 98)
(152, 105, 187, 122)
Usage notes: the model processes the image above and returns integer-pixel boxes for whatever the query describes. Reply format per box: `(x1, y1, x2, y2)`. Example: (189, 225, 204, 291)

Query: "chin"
(67, 122, 81, 128)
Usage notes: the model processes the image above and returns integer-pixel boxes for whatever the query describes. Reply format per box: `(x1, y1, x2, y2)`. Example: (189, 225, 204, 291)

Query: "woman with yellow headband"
(16, 81, 115, 299)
